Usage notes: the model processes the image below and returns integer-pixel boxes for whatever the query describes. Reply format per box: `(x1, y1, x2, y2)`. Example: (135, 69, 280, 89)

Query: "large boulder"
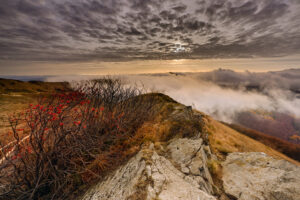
(166, 138, 214, 194)
(222, 152, 300, 200)
(80, 139, 300, 200)
(80, 139, 216, 200)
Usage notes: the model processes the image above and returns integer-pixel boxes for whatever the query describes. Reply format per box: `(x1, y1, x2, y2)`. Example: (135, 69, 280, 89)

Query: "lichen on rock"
(80, 138, 217, 200)
(222, 152, 300, 200)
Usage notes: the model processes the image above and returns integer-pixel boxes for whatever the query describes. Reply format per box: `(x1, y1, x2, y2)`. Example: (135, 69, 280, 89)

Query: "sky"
(0, 0, 300, 75)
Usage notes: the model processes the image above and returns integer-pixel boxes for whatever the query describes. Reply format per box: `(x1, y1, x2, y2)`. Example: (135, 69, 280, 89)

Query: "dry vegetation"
(0, 79, 69, 94)
(0, 78, 194, 200)
(1, 78, 299, 200)
(202, 113, 300, 166)
(225, 123, 300, 161)
(196, 112, 300, 197)
(0, 79, 71, 145)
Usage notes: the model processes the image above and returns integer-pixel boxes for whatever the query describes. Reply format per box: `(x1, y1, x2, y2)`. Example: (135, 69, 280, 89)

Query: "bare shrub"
(0, 78, 158, 200)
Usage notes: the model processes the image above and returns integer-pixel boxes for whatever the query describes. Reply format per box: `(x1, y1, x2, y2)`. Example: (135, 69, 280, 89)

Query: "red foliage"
(0, 79, 156, 200)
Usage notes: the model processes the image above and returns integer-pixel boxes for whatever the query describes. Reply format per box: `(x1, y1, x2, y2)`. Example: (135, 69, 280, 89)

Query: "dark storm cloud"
(0, 0, 299, 62)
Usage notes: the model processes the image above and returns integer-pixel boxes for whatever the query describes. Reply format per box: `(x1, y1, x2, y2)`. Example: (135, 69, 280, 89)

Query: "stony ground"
(80, 138, 217, 200)
(80, 137, 300, 200)
(79, 104, 300, 200)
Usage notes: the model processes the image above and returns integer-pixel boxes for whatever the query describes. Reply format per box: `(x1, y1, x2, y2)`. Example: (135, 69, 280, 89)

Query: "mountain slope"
(225, 123, 300, 161)
(0, 79, 299, 199)
(0, 79, 71, 146)
(203, 114, 299, 166)
(80, 138, 217, 200)
(79, 96, 300, 200)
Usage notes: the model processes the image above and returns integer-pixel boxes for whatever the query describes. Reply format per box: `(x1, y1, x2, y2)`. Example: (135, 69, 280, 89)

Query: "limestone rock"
(80, 150, 146, 200)
(167, 138, 214, 194)
(80, 138, 300, 200)
(80, 139, 217, 200)
(222, 152, 300, 200)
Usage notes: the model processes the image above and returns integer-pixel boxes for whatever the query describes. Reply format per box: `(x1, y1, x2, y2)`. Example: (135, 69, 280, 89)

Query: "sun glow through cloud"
(0, 0, 299, 75)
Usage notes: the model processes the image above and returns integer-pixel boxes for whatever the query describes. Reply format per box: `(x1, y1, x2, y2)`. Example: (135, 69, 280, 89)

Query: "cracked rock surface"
(80, 138, 216, 200)
(166, 138, 214, 194)
(222, 152, 300, 200)
(80, 139, 300, 200)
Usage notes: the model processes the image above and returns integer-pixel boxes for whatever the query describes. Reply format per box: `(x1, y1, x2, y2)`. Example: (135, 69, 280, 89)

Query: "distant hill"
(0, 79, 71, 144)
(0, 78, 70, 94)
(225, 122, 300, 161)
(235, 110, 300, 144)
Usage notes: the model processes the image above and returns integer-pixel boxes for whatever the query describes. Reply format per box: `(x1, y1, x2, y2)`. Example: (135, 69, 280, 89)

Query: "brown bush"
(0, 78, 159, 200)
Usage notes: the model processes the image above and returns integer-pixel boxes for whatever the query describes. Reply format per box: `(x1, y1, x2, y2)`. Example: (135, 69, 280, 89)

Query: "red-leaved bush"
(0, 78, 157, 200)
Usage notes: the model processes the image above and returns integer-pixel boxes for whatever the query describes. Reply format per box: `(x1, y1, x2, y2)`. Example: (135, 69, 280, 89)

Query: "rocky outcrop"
(166, 138, 214, 194)
(79, 137, 300, 200)
(222, 152, 300, 200)
(80, 138, 217, 200)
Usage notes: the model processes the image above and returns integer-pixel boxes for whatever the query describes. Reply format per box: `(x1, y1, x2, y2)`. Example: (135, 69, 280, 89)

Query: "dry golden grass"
(0, 78, 69, 94)
(226, 123, 300, 161)
(0, 79, 71, 146)
(1, 80, 299, 197)
(121, 98, 300, 169)
(0, 95, 36, 146)
(203, 115, 300, 166)
(2, 83, 299, 167)
(0, 79, 70, 125)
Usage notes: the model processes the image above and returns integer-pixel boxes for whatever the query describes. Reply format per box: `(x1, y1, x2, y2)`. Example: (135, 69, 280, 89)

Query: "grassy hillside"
(225, 123, 300, 161)
(0, 78, 70, 94)
(235, 110, 300, 144)
(0, 78, 299, 199)
(1, 78, 298, 165)
(202, 113, 300, 166)
(1, 78, 298, 166)
(0, 78, 71, 144)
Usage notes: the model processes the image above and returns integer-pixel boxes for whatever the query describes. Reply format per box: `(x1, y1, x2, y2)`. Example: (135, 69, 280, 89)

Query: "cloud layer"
(0, 0, 300, 63)
(122, 68, 300, 122)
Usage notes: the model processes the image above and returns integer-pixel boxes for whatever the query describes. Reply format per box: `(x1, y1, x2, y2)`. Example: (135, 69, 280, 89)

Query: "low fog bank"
(45, 68, 300, 123)
(123, 69, 300, 123)
(193, 68, 300, 92)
